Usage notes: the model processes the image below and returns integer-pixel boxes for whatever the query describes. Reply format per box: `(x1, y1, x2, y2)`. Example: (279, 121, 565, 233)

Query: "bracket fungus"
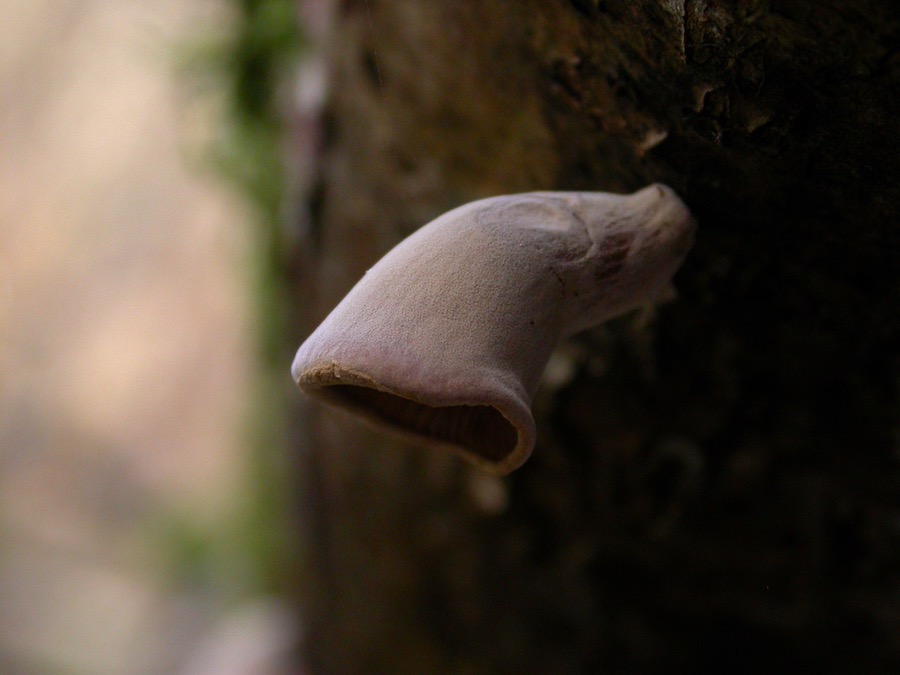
(292, 184, 696, 475)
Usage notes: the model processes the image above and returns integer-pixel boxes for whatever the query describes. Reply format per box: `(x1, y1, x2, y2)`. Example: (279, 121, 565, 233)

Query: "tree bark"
(287, 1, 899, 672)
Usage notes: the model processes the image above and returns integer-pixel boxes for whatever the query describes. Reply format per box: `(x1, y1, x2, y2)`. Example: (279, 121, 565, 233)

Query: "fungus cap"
(292, 184, 695, 474)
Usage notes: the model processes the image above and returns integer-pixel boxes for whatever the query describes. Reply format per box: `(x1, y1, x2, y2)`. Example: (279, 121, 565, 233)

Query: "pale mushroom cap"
(292, 184, 695, 474)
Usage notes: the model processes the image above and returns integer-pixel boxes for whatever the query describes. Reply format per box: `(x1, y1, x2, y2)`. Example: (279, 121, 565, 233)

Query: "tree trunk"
(287, 1, 899, 672)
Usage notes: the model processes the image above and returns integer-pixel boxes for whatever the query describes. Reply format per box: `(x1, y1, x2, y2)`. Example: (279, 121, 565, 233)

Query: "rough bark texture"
(287, 1, 899, 672)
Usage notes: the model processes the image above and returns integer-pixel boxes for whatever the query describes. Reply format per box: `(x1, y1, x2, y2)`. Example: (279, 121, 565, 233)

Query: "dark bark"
(287, 1, 900, 672)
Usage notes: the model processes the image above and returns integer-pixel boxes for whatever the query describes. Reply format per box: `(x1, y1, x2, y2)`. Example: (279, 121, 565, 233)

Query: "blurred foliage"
(208, 0, 304, 225)
(160, 0, 305, 599)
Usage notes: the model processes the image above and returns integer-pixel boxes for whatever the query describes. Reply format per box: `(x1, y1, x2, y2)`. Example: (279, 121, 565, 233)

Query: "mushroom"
(292, 184, 696, 474)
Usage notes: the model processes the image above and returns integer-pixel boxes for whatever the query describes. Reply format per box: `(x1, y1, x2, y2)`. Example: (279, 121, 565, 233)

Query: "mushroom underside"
(324, 384, 518, 463)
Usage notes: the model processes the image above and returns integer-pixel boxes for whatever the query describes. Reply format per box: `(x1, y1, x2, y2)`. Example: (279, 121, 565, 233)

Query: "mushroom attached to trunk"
(292, 184, 696, 475)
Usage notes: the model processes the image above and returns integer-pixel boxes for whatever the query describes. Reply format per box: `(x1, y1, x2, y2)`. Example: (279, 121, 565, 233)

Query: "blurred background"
(1, 1, 302, 673)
